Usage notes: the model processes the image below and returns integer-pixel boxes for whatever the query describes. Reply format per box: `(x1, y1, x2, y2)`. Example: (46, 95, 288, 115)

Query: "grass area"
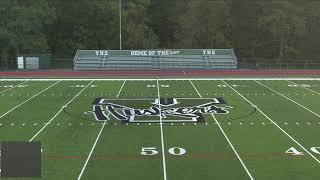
(0, 78, 320, 179)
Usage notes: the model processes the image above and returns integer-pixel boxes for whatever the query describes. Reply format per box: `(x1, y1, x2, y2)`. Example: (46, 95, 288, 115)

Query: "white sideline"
(0, 80, 29, 94)
(29, 80, 93, 142)
(0, 78, 320, 81)
(157, 78, 168, 180)
(256, 80, 320, 119)
(285, 80, 320, 95)
(189, 80, 254, 180)
(0, 81, 61, 119)
(222, 80, 320, 165)
(77, 80, 126, 180)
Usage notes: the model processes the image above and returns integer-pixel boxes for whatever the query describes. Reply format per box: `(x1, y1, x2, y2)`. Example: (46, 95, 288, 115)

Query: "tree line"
(0, 0, 319, 63)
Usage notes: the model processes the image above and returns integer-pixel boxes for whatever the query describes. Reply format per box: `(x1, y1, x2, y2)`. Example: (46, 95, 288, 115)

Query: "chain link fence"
(237, 58, 320, 70)
(1, 56, 320, 70)
(0, 57, 74, 70)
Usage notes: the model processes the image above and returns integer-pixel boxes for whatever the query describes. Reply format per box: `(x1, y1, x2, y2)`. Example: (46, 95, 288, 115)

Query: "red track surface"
(0, 70, 320, 78)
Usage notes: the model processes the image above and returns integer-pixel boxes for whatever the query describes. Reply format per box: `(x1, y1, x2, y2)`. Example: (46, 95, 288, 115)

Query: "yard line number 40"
(286, 147, 320, 156)
(140, 147, 186, 156)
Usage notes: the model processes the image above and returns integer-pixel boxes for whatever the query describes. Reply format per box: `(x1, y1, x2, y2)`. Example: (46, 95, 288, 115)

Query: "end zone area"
(0, 78, 320, 179)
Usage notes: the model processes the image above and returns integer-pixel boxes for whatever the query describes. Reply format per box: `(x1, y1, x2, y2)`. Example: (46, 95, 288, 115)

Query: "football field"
(0, 78, 320, 180)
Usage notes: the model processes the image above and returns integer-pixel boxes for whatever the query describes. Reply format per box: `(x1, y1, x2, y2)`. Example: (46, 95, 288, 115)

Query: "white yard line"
(116, 80, 126, 98)
(77, 121, 107, 180)
(255, 80, 320, 119)
(29, 80, 93, 142)
(0, 81, 61, 119)
(0, 80, 29, 94)
(211, 114, 254, 180)
(0, 78, 320, 81)
(190, 79, 254, 179)
(222, 80, 320, 165)
(77, 80, 126, 180)
(188, 80, 202, 98)
(285, 80, 320, 95)
(157, 78, 168, 180)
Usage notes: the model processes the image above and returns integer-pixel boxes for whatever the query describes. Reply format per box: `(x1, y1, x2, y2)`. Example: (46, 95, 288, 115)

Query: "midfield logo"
(89, 98, 232, 123)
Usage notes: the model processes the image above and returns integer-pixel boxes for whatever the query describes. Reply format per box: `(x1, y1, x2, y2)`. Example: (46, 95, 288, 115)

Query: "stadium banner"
(77, 49, 235, 57)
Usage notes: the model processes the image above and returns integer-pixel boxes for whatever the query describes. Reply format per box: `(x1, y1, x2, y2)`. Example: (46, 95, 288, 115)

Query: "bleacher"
(73, 49, 237, 71)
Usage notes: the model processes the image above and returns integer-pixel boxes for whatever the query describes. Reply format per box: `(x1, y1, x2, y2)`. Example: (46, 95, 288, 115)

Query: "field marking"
(117, 80, 126, 98)
(0, 81, 61, 119)
(189, 80, 254, 179)
(0, 80, 29, 94)
(189, 80, 202, 98)
(157, 78, 168, 180)
(29, 81, 93, 142)
(222, 80, 320, 165)
(77, 81, 125, 180)
(211, 115, 254, 180)
(286, 80, 320, 95)
(100, 97, 218, 101)
(256, 80, 320, 119)
(1, 78, 320, 81)
(77, 121, 107, 180)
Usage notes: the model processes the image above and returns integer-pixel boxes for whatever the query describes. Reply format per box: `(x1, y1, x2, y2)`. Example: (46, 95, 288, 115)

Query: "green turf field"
(0, 78, 320, 180)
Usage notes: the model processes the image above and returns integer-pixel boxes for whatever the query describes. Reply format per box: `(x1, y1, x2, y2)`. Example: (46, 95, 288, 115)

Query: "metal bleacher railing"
(73, 49, 238, 71)
(1, 54, 320, 71)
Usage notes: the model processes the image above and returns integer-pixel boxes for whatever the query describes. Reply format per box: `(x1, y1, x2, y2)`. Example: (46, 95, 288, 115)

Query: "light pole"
(119, 0, 122, 50)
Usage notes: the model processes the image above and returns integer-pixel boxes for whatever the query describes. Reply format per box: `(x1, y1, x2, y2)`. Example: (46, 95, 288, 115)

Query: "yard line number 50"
(140, 147, 186, 156)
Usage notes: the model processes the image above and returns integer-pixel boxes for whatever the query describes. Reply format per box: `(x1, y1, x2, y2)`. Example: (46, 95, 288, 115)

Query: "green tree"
(149, 0, 188, 48)
(0, 0, 55, 54)
(230, 0, 262, 58)
(256, 1, 305, 59)
(48, 0, 119, 57)
(122, 0, 159, 49)
(300, 2, 320, 59)
(175, 0, 233, 48)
